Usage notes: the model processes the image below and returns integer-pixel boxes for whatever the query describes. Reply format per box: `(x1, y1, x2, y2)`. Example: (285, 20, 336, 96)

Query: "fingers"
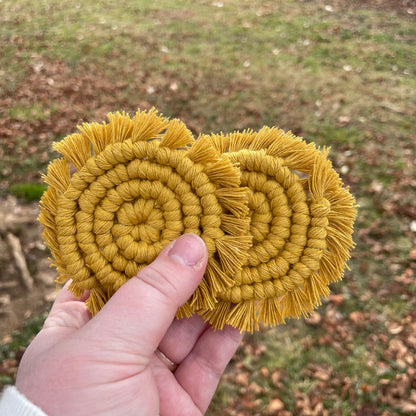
(23, 281, 92, 356)
(151, 357, 203, 416)
(174, 325, 244, 414)
(53, 279, 90, 304)
(85, 234, 208, 360)
(158, 314, 209, 365)
(42, 280, 91, 332)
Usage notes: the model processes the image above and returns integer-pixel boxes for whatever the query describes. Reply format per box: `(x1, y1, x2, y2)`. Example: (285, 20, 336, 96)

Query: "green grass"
(1, 1, 414, 138)
(0, 314, 46, 385)
(0, 315, 46, 360)
(8, 183, 47, 201)
(1, 0, 416, 414)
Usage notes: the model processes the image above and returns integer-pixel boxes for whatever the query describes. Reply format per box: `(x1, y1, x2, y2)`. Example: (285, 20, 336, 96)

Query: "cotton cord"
(39, 110, 356, 332)
(201, 128, 357, 331)
(39, 109, 251, 318)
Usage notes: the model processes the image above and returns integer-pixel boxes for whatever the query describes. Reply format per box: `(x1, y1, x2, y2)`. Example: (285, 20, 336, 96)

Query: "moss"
(8, 183, 47, 202)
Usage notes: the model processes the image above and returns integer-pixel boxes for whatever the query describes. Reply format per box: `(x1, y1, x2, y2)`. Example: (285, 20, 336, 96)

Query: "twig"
(5, 233, 34, 291)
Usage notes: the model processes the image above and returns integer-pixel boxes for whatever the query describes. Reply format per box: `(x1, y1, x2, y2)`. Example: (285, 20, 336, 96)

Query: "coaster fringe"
(196, 127, 356, 330)
(176, 302, 194, 319)
(257, 296, 286, 327)
(226, 300, 258, 333)
(281, 287, 311, 320)
(40, 109, 251, 316)
(228, 130, 256, 152)
(159, 118, 194, 149)
(204, 158, 241, 188)
(85, 287, 107, 316)
(42, 158, 71, 194)
(189, 280, 217, 311)
(304, 271, 331, 306)
(77, 121, 107, 154)
(209, 132, 229, 154)
(131, 108, 170, 142)
(107, 111, 134, 143)
(215, 235, 252, 275)
(39, 109, 356, 330)
(220, 214, 249, 237)
(248, 126, 282, 151)
(204, 259, 234, 296)
(200, 300, 232, 330)
(53, 133, 91, 171)
(214, 187, 250, 217)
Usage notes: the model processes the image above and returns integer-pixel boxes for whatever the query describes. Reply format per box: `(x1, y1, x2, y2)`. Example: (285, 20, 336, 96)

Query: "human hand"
(16, 234, 244, 416)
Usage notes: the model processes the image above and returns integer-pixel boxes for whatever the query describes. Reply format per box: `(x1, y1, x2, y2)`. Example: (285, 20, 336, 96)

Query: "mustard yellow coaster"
(39, 109, 357, 332)
(198, 127, 357, 332)
(39, 109, 251, 317)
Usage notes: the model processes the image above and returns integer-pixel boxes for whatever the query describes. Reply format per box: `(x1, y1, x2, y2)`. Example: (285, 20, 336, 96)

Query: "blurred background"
(0, 0, 415, 414)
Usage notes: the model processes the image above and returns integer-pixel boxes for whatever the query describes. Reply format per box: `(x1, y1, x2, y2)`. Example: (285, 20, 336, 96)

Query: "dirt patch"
(0, 54, 153, 191)
(0, 196, 56, 341)
(333, 0, 416, 15)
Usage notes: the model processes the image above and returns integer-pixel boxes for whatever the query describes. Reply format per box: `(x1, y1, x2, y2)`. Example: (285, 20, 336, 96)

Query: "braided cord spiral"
(39, 109, 251, 316)
(201, 127, 357, 332)
(39, 111, 356, 332)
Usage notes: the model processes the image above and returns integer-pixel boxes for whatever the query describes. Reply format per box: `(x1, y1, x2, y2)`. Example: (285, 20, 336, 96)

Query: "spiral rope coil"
(200, 128, 357, 331)
(39, 110, 356, 332)
(39, 109, 251, 317)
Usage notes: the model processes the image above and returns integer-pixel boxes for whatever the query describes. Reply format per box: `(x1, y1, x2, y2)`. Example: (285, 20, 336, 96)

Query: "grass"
(7, 103, 49, 121)
(1, 0, 415, 414)
(0, 315, 46, 386)
(0, 315, 46, 360)
(8, 183, 47, 202)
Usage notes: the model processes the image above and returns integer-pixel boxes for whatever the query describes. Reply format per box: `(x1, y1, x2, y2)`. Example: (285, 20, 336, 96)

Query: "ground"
(1, 0, 416, 414)
(0, 196, 56, 340)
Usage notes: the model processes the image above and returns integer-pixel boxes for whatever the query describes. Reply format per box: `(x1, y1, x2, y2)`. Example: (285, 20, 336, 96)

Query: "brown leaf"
(406, 333, 416, 349)
(235, 371, 250, 387)
(270, 370, 284, 387)
(360, 383, 375, 393)
(349, 311, 366, 325)
(328, 293, 344, 306)
(260, 366, 269, 378)
(395, 268, 414, 285)
(313, 365, 332, 381)
(248, 381, 263, 395)
(386, 338, 408, 360)
(400, 401, 416, 413)
(266, 398, 285, 414)
(306, 311, 322, 326)
(386, 322, 404, 334)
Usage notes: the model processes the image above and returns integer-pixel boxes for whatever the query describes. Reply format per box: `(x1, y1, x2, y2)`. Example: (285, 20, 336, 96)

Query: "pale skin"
(16, 234, 244, 416)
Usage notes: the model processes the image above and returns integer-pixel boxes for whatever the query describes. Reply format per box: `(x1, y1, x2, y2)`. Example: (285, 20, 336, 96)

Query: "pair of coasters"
(39, 108, 356, 332)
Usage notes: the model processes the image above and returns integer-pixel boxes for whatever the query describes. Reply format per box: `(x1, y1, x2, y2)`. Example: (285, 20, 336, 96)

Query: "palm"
(17, 287, 243, 416)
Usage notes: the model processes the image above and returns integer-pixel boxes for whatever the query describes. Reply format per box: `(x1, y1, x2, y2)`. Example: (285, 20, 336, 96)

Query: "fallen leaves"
(379, 370, 416, 413)
(1, 3, 415, 416)
(349, 311, 366, 326)
(306, 311, 322, 326)
(266, 398, 285, 414)
(304, 363, 333, 382)
(0, 357, 18, 381)
(217, 301, 416, 415)
(0, 54, 153, 190)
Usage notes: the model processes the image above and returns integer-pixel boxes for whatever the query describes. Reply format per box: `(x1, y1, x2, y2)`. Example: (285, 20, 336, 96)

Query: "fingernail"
(168, 234, 206, 267)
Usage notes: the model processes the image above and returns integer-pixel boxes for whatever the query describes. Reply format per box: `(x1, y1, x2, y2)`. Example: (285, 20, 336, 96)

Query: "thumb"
(83, 233, 208, 358)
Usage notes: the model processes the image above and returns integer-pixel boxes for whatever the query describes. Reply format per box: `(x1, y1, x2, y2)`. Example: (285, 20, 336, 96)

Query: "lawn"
(1, 0, 415, 414)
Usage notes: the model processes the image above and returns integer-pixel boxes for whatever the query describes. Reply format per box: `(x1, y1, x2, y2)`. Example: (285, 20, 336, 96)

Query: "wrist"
(0, 385, 47, 416)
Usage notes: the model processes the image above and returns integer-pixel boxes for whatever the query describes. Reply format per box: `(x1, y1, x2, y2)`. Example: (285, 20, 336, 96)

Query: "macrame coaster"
(39, 109, 357, 332)
(38, 109, 252, 317)
(199, 127, 357, 332)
